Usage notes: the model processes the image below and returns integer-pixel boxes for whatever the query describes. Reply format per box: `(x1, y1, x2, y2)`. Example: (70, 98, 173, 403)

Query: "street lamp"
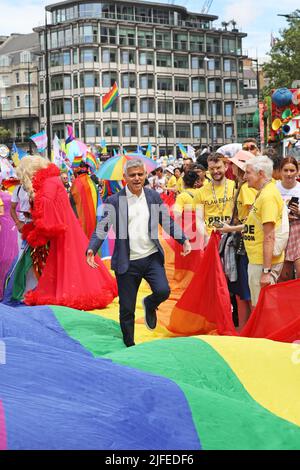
(44, 9, 52, 160)
(27, 62, 32, 154)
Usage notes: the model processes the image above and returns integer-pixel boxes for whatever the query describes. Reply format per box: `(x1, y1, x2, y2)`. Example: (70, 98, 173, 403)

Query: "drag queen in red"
(18, 156, 117, 310)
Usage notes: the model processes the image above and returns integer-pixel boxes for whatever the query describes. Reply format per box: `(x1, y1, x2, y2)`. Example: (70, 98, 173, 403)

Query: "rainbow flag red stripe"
(102, 82, 119, 111)
(72, 156, 82, 168)
(85, 152, 99, 172)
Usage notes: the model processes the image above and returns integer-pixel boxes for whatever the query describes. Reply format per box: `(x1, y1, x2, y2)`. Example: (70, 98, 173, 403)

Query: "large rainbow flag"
(102, 82, 119, 111)
(0, 301, 299, 450)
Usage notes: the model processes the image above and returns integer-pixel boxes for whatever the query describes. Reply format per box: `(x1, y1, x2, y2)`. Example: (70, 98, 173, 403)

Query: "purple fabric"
(0, 191, 18, 299)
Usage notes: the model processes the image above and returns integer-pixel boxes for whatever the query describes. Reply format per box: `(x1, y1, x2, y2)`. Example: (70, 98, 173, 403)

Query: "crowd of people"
(0, 138, 299, 344)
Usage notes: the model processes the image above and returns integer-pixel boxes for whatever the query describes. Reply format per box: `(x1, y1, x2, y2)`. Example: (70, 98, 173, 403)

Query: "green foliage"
(0, 126, 11, 143)
(263, 10, 300, 89)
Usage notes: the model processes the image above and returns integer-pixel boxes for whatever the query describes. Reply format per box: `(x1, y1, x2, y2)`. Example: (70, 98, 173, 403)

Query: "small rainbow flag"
(85, 151, 99, 173)
(178, 142, 188, 159)
(102, 82, 119, 111)
(72, 156, 82, 168)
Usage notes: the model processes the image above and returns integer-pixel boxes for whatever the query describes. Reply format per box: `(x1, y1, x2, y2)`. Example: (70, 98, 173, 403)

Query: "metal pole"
(164, 92, 168, 156)
(44, 10, 52, 159)
(28, 62, 32, 154)
(255, 59, 261, 148)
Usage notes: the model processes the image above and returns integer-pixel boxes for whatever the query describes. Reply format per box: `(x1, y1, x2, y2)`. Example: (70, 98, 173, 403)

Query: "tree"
(263, 10, 300, 92)
(0, 126, 11, 143)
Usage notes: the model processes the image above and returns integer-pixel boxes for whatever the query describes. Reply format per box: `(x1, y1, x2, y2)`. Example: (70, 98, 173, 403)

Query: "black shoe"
(125, 342, 135, 348)
(142, 298, 157, 331)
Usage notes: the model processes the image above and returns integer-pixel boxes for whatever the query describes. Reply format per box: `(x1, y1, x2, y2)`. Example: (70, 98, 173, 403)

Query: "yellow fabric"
(167, 175, 177, 189)
(174, 188, 197, 214)
(237, 183, 257, 222)
(200, 336, 300, 427)
(194, 179, 236, 235)
(0, 197, 3, 207)
(176, 177, 184, 193)
(244, 182, 284, 264)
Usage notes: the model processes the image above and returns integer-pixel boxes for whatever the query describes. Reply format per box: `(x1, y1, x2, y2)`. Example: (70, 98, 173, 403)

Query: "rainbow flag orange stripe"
(85, 152, 99, 172)
(102, 82, 119, 111)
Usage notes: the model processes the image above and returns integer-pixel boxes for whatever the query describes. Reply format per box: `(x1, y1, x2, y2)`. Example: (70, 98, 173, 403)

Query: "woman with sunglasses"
(242, 139, 260, 156)
(276, 156, 300, 281)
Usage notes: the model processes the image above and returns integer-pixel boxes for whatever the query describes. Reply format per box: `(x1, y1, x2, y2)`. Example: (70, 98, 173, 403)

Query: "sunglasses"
(243, 144, 257, 151)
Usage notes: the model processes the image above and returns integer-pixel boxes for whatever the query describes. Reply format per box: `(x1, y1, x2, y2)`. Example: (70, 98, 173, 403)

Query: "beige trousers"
(248, 263, 283, 307)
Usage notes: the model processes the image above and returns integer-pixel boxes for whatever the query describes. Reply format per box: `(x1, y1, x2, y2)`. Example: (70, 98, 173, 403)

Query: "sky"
(0, 0, 299, 61)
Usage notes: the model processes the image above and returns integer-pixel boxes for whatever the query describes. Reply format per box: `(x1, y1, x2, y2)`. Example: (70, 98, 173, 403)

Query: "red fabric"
(240, 279, 300, 342)
(160, 192, 175, 208)
(167, 232, 236, 336)
(174, 210, 204, 273)
(70, 174, 97, 239)
(23, 164, 117, 310)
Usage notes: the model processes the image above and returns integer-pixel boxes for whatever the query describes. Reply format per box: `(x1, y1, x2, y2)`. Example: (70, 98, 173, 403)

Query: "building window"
(104, 121, 119, 137)
(141, 122, 156, 137)
(192, 77, 206, 93)
(82, 122, 100, 138)
(0, 55, 10, 66)
(16, 96, 20, 108)
(102, 48, 117, 63)
(138, 30, 153, 48)
(123, 121, 137, 137)
(176, 123, 190, 139)
(101, 26, 116, 44)
(174, 55, 188, 68)
(174, 77, 189, 92)
(81, 97, 100, 113)
(191, 56, 204, 69)
(158, 123, 174, 138)
(79, 25, 97, 44)
(207, 58, 220, 71)
(224, 58, 237, 72)
(139, 74, 154, 89)
(140, 98, 155, 113)
(190, 34, 204, 52)
(192, 100, 206, 115)
(102, 72, 117, 88)
(80, 72, 99, 88)
(208, 78, 222, 93)
(225, 124, 233, 139)
(1, 96, 11, 111)
(223, 38, 236, 54)
(119, 28, 135, 46)
(208, 101, 222, 116)
(193, 123, 207, 139)
(15, 73, 19, 84)
(79, 48, 98, 63)
(20, 51, 31, 63)
(156, 53, 171, 67)
(224, 80, 238, 94)
(175, 101, 190, 115)
(139, 51, 154, 65)
(24, 94, 32, 107)
(121, 72, 136, 88)
(206, 36, 220, 53)
(158, 100, 173, 114)
(157, 77, 172, 91)
(174, 33, 188, 51)
(224, 102, 234, 116)
(122, 97, 137, 113)
(156, 31, 171, 49)
(120, 50, 135, 64)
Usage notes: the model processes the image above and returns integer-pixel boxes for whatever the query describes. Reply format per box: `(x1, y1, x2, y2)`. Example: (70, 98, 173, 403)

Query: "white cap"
(165, 165, 175, 174)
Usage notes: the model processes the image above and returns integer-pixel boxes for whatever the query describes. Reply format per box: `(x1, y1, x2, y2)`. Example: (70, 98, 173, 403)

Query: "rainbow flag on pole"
(178, 142, 188, 159)
(85, 151, 99, 173)
(102, 82, 119, 111)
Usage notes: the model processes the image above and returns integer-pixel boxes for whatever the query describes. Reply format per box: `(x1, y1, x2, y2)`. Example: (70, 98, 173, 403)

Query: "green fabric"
(12, 247, 33, 300)
(51, 305, 125, 356)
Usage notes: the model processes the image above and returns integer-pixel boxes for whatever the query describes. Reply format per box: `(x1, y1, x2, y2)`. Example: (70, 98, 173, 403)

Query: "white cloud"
(0, 1, 50, 35)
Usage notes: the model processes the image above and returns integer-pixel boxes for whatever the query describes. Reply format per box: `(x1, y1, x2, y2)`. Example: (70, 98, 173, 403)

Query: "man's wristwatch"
(262, 268, 272, 274)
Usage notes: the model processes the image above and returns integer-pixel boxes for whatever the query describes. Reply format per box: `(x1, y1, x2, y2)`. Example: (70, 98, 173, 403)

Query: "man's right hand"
(86, 249, 99, 268)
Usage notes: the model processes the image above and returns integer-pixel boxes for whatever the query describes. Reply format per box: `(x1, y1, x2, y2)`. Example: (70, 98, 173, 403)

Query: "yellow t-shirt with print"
(237, 183, 257, 223)
(167, 175, 177, 189)
(176, 177, 184, 193)
(194, 179, 236, 235)
(243, 182, 284, 265)
(174, 188, 197, 214)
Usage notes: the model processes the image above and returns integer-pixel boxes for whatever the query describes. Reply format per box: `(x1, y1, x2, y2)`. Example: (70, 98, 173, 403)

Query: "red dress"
(22, 164, 117, 310)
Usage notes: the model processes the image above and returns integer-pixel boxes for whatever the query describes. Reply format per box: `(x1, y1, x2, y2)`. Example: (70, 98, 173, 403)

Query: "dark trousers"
(116, 252, 170, 346)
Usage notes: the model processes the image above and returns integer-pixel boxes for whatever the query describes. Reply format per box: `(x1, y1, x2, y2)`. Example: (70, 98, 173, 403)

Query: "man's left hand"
(260, 272, 272, 289)
(181, 240, 191, 257)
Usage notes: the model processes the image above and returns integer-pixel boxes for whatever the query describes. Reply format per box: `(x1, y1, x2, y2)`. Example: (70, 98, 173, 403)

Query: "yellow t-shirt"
(194, 179, 236, 235)
(243, 182, 284, 265)
(237, 183, 257, 223)
(176, 177, 184, 193)
(167, 175, 177, 189)
(174, 188, 197, 214)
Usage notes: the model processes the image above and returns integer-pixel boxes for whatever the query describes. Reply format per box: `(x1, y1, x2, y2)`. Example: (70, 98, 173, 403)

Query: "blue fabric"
(0, 306, 200, 449)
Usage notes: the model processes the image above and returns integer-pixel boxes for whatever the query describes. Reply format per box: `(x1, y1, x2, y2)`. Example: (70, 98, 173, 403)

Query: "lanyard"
(211, 179, 228, 216)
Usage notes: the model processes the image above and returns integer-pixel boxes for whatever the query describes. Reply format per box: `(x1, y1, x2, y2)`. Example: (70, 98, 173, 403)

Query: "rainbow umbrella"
(96, 154, 157, 181)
